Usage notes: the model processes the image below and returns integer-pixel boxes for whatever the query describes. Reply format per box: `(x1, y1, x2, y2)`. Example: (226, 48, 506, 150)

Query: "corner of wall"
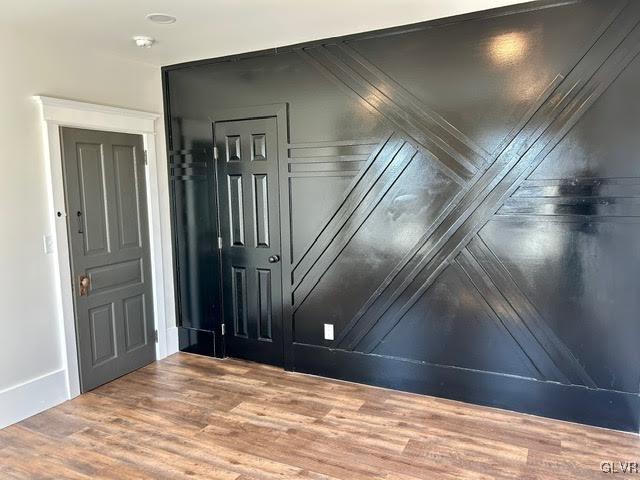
(166, 326, 180, 356)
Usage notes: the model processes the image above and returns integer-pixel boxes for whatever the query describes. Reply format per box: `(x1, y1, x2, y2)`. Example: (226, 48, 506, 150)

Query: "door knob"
(268, 254, 280, 263)
(79, 274, 90, 296)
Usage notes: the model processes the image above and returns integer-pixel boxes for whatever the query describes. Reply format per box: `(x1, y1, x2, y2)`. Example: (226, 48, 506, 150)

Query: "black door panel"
(215, 118, 284, 366)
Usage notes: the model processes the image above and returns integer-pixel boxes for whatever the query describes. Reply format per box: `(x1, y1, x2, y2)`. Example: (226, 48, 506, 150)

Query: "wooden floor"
(1, 353, 638, 479)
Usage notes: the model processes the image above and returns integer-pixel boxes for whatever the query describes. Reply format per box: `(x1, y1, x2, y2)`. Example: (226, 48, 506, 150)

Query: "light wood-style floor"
(1, 353, 638, 479)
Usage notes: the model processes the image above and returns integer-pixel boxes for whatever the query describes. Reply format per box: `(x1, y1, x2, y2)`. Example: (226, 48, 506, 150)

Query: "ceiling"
(3, 0, 529, 67)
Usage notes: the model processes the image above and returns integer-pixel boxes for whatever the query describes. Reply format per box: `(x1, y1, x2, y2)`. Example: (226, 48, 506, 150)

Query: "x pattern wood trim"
(291, 3, 640, 387)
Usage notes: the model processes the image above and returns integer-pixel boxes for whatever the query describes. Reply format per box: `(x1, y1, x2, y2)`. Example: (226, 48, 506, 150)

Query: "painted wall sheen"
(164, 0, 640, 432)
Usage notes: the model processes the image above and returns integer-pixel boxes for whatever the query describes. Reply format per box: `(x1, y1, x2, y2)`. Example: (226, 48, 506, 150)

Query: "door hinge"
(144, 150, 148, 165)
(217, 236, 223, 249)
(213, 146, 219, 160)
(221, 323, 226, 336)
(154, 329, 158, 343)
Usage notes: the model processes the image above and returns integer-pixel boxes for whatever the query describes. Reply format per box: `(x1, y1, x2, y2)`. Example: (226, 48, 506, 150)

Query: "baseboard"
(0, 369, 68, 429)
(292, 343, 640, 433)
(178, 327, 216, 357)
(166, 326, 180, 356)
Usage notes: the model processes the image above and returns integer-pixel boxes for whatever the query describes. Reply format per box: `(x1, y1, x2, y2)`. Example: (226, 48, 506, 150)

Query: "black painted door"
(215, 117, 283, 366)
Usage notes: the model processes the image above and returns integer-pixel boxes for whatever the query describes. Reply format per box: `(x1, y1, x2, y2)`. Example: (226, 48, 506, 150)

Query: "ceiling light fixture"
(133, 35, 155, 48)
(146, 13, 177, 24)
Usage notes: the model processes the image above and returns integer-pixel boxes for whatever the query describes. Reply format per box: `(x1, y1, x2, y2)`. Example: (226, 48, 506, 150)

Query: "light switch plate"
(43, 235, 55, 255)
(324, 323, 334, 341)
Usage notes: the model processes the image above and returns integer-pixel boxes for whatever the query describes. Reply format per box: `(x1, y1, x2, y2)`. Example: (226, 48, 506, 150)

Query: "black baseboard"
(292, 343, 640, 433)
(178, 327, 216, 357)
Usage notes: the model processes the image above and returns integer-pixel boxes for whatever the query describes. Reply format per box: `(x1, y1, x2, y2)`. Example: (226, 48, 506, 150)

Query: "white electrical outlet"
(324, 323, 334, 341)
(43, 235, 55, 255)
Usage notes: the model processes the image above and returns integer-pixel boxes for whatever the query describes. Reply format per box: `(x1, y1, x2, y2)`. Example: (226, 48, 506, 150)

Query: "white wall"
(0, 26, 174, 427)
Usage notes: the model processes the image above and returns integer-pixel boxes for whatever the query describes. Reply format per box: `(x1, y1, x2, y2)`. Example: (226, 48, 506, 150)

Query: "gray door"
(61, 127, 155, 392)
(215, 117, 284, 366)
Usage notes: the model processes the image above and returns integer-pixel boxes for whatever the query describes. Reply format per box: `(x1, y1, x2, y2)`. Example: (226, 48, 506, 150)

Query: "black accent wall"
(163, 0, 640, 432)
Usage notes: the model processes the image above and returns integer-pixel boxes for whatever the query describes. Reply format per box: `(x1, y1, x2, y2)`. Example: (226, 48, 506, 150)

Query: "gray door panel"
(61, 127, 155, 392)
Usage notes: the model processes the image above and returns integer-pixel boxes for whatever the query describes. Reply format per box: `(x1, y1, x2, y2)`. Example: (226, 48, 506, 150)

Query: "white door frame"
(34, 95, 174, 399)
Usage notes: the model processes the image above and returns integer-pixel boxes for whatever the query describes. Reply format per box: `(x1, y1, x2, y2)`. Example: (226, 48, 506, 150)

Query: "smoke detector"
(146, 13, 177, 24)
(133, 36, 155, 48)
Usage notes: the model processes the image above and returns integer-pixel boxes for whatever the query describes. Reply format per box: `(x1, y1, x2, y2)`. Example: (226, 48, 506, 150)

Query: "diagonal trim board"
(455, 247, 556, 382)
(451, 253, 546, 381)
(334, 0, 637, 352)
(293, 140, 418, 308)
(292, 135, 411, 285)
(330, 70, 563, 351)
(293, 29, 549, 310)
(329, 42, 491, 167)
(294, 3, 635, 369)
(351, 8, 640, 359)
(292, 132, 395, 275)
(333, 3, 640, 353)
(466, 235, 597, 387)
(299, 47, 474, 185)
(295, 20, 587, 346)
(292, 43, 495, 310)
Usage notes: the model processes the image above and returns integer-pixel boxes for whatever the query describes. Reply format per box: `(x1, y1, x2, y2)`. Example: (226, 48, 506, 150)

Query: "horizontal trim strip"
(170, 161, 208, 169)
(288, 138, 382, 148)
(491, 214, 640, 223)
(289, 154, 371, 163)
(170, 167, 208, 177)
(169, 148, 212, 156)
(170, 175, 209, 181)
(514, 178, 640, 198)
(499, 197, 640, 216)
(520, 177, 640, 187)
(289, 144, 378, 158)
(288, 171, 360, 178)
(289, 161, 366, 173)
